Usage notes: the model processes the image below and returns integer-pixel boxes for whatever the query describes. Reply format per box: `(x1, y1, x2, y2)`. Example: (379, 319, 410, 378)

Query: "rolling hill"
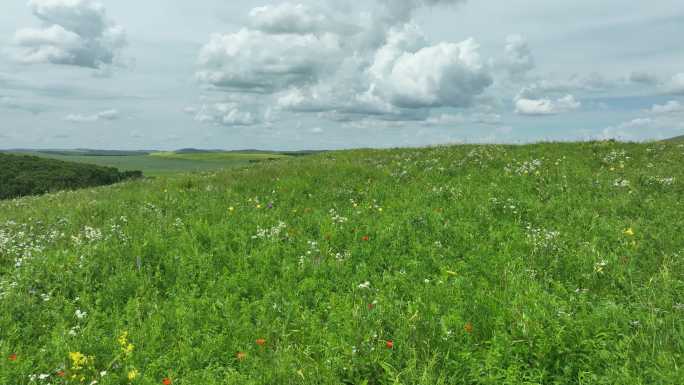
(0, 141, 682, 384)
(0, 153, 141, 200)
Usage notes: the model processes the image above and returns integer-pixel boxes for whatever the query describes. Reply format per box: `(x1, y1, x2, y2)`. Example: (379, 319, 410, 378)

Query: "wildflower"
(69, 351, 87, 369)
(256, 204, 262, 209)
(228, 207, 235, 213)
(75, 309, 87, 319)
(56, 370, 65, 377)
(386, 340, 394, 349)
(367, 303, 375, 310)
(236, 351, 247, 361)
(127, 369, 139, 381)
(8, 353, 17, 361)
(358, 281, 371, 289)
(162, 378, 172, 385)
(464, 322, 473, 334)
(256, 338, 266, 346)
(361, 235, 370, 241)
(623, 228, 635, 236)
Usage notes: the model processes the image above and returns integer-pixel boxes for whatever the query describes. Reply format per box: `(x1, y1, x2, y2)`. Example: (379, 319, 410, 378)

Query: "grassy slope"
(1, 141, 683, 384)
(18, 152, 289, 177)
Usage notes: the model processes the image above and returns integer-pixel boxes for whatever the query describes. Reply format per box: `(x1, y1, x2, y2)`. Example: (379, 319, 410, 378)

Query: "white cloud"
(196, 29, 343, 93)
(667, 73, 684, 95)
(503, 34, 534, 78)
(14, 0, 126, 69)
(515, 94, 581, 116)
(64, 109, 119, 122)
(310, 127, 324, 134)
(650, 100, 682, 114)
(195, 2, 494, 127)
(602, 101, 684, 141)
(249, 3, 328, 35)
(193, 103, 259, 126)
(367, 31, 492, 109)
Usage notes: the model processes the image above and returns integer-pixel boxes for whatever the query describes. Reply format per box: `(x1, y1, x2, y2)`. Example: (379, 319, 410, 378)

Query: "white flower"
(358, 281, 371, 289)
(75, 309, 87, 319)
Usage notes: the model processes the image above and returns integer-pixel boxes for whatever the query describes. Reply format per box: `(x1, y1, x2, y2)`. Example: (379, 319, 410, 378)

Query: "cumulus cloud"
(194, 1, 495, 127)
(602, 99, 684, 141)
(667, 73, 684, 94)
(367, 28, 491, 109)
(14, 0, 126, 69)
(64, 109, 119, 122)
(515, 94, 581, 116)
(192, 103, 260, 126)
(650, 100, 682, 114)
(249, 3, 328, 34)
(502, 34, 534, 78)
(196, 29, 343, 93)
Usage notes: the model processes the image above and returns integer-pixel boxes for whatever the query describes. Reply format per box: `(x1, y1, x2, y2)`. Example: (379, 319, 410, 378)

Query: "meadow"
(11, 150, 294, 177)
(0, 141, 683, 384)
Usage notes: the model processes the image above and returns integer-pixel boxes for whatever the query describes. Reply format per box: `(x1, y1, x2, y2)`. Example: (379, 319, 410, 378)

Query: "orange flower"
(162, 377, 172, 385)
(56, 370, 65, 377)
(367, 303, 375, 310)
(256, 338, 266, 346)
(236, 351, 247, 361)
(361, 235, 370, 241)
(8, 353, 17, 361)
(464, 322, 473, 334)
(386, 340, 394, 349)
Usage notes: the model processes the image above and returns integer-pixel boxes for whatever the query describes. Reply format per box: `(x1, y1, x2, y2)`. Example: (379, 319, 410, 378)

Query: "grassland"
(12, 150, 292, 177)
(1, 141, 683, 384)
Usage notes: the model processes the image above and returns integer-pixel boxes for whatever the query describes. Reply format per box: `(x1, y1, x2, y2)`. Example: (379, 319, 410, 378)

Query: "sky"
(0, 0, 683, 150)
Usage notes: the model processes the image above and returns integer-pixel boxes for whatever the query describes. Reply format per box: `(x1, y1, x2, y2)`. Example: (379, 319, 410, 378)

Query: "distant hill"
(0, 153, 142, 200)
(665, 135, 684, 142)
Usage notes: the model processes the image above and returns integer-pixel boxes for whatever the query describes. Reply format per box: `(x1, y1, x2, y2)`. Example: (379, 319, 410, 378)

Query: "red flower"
(386, 340, 394, 349)
(56, 370, 65, 377)
(8, 353, 17, 361)
(361, 235, 370, 241)
(162, 378, 172, 385)
(367, 303, 375, 310)
(236, 351, 247, 361)
(464, 322, 473, 334)
(256, 338, 266, 346)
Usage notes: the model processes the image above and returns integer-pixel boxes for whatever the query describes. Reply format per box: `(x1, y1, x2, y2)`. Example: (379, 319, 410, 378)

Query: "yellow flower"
(118, 331, 129, 347)
(69, 351, 87, 370)
(623, 228, 635, 236)
(124, 343, 135, 356)
(128, 369, 139, 381)
(256, 204, 262, 209)
(228, 206, 235, 212)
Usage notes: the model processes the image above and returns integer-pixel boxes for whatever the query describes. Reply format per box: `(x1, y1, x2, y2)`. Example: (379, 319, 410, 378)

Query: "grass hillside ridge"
(0, 153, 141, 200)
(0, 141, 683, 384)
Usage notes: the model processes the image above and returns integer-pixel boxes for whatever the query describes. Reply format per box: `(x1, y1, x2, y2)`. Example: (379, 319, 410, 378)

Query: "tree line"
(0, 153, 142, 200)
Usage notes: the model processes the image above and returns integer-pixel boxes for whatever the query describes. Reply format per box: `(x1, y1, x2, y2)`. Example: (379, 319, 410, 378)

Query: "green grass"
(1, 141, 683, 384)
(17, 151, 290, 177)
(149, 152, 290, 161)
